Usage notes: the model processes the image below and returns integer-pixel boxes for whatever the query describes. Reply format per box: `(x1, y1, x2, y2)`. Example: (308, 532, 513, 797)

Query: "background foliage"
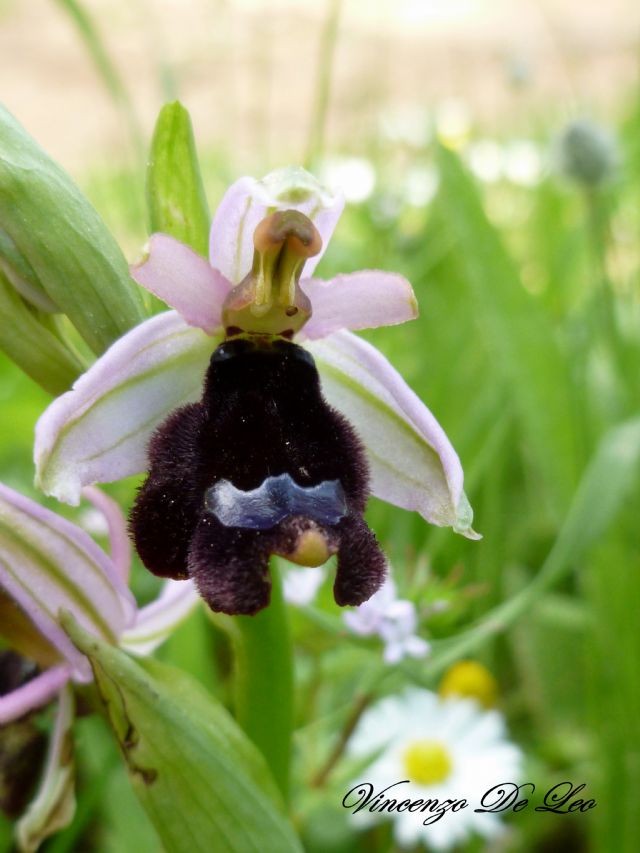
(1, 1, 639, 850)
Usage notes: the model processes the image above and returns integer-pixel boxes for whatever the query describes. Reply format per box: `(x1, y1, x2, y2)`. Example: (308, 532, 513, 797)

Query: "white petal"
(0, 665, 71, 725)
(131, 234, 230, 334)
(281, 566, 326, 606)
(35, 311, 214, 504)
(120, 580, 200, 656)
(301, 270, 418, 340)
(209, 168, 344, 284)
(307, 330, 477, 535)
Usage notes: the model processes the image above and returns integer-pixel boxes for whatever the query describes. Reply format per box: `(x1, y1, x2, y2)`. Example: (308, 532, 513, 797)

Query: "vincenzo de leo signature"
(342, 781, 597, 826)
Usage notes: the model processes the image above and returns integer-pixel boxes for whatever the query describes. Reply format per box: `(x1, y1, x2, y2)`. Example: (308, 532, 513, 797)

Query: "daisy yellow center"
(439, 660, 498, 709)
(402, 739, 452, 785)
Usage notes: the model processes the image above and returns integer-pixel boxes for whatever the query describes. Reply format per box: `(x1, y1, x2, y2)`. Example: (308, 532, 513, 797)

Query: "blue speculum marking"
(204, 473, 347, 530)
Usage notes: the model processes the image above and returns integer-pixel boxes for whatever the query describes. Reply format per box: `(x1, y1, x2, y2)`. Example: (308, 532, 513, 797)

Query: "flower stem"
(311, 690, 373, 788)
(305, 0, 342, 171)
(233, 562, 293, 802)
(584, 187, 632, 401)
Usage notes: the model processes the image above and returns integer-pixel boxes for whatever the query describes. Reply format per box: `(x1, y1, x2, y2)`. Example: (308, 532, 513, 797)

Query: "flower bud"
(0, 105, 146, 356)
(556, 118, 618, 188)
(0, 271, 84, 395)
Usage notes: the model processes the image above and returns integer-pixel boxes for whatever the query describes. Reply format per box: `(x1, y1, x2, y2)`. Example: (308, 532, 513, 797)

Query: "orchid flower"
(34, 167, 478, 617)
(0, 483, 199, 725)
(343, 576, 430, 664)
(0, 483, 199, 848)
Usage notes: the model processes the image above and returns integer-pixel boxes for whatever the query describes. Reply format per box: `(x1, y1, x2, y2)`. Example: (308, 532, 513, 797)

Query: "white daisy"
(345, 688, 522, 850)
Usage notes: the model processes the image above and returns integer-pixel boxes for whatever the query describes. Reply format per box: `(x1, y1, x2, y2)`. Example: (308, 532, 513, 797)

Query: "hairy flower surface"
(34, 167, 478, 616)
(347, 688, 522, 850)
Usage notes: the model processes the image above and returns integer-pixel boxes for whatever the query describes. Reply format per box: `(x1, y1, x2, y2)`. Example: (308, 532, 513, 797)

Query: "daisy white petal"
(347, 688, 523, 851)
(131, 233, 230, 334)
(301, 271, 418, 340)
(307, 330, 478, 537)
(35, 311, 214, 504)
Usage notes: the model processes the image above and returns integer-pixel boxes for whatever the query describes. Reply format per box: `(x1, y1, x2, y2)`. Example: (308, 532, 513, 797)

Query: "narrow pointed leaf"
(147, 102, 211, 256)
(55, 0, 142, 157)
(0, 271, 84, 395)
(233, 566, 293, 801)
(35, 311, 214, 504)
(307, 330, 476, 536)
(63, 616, 303, 853)
(0, 105, 146, 355)
(435, 145, 579, 511)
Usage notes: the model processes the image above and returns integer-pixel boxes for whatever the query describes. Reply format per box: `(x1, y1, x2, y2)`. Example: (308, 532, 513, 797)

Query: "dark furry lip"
(130, 337, 387, 616)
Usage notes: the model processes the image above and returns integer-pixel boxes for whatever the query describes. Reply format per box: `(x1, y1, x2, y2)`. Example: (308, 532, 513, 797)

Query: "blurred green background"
(1, 0, 639, 850)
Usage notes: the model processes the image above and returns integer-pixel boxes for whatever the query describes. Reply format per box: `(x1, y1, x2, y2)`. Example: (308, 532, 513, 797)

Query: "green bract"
(0, 272, 84, 395)
(147, 101, 211, 256)
(0, 105, 146, 357)
(63, 615, 303, 853)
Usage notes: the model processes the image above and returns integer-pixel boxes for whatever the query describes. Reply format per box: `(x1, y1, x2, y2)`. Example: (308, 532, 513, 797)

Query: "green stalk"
(232, 562, 293, 802)
(584, 187, 631, 401)
(305, 0, 342, 171)
(54, 0, 144, 163)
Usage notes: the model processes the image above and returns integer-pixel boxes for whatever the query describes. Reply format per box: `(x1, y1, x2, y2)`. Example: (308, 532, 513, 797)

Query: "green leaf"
(435, 145, 581, 512)
(62, 615, 303, 853)
(0, 272, 84, 395)
(0, 105, 146, 355)
(147, 102, 211, 256)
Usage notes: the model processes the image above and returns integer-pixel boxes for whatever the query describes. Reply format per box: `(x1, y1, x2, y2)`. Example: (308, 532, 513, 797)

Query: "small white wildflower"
(282, 566, 326, 606)
(320, 157, 376, 203)
(343, 578, 429, 664)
